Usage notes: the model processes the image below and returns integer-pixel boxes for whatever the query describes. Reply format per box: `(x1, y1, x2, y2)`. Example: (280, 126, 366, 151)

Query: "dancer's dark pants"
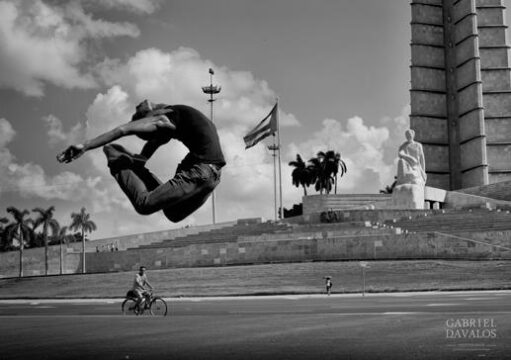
(103, 144, 221, 222)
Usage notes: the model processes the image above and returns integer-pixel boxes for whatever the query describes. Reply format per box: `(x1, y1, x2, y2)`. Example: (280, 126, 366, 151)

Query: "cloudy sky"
(2, 0, 502, 239)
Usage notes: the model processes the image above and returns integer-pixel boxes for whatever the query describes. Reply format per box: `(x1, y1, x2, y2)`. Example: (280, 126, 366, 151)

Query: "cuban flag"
(243, 103, 278, 149)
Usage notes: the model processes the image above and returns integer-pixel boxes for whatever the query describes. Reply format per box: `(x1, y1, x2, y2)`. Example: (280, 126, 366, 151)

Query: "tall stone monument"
(410, 0, 511, 191)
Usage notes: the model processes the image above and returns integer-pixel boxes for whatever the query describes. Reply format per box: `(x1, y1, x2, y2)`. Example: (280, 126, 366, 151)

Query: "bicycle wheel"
(149, 297, 167, 316)
(122, 298, 139, 316)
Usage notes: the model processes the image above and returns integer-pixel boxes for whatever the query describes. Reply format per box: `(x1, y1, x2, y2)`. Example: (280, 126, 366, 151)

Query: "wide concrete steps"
(384, 209, 511, 233)
(303, 194, 392, 214)
(134, 220, 401, 250)
(393, 222, 511, 233)
(139, 235, 239, 249)
(135, 223, 292, 249)
(458, 180, 511, 201)
(240, 228, 399, 242)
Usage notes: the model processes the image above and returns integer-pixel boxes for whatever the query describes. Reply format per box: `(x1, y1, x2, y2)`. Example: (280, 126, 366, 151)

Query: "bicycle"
(121, 290, 168, 316)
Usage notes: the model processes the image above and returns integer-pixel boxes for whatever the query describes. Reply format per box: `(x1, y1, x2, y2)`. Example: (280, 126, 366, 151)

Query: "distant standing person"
(325, 276, 333, 296)
(57, 100, 225, 222)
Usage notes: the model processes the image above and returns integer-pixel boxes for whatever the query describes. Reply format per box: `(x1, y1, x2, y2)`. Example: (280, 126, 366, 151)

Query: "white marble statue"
(392, 129, 427, 209)
(396, 129, 427, 186)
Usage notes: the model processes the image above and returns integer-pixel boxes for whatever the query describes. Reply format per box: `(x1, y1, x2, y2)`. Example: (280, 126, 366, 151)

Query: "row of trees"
(289, 150, 347, 195)
(0, 206, 97, 276)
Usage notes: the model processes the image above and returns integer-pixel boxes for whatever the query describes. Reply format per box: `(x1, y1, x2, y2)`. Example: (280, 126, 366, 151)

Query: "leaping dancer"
(57, 100, 225, 222)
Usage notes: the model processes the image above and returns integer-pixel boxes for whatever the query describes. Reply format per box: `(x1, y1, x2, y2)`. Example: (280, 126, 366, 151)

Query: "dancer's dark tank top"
(166, 105, 226, 167)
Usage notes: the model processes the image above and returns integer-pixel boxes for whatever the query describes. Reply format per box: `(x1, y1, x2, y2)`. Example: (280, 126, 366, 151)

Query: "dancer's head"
(132, 100, 154, 121)
(131, 100, 175, 141)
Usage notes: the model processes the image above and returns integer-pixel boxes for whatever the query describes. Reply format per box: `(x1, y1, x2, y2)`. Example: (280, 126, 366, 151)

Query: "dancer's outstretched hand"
(57, 144, 85, 163)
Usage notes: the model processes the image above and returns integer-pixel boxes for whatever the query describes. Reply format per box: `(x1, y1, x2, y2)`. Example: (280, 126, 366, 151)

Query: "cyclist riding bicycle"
(130, 266, 153, 309)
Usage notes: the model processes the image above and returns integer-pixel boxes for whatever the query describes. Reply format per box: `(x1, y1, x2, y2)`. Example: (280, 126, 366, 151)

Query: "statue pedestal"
(391, 184, 425, 209)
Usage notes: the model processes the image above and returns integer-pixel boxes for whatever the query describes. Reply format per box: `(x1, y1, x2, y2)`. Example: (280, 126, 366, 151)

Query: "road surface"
(1, 291, 510, 359)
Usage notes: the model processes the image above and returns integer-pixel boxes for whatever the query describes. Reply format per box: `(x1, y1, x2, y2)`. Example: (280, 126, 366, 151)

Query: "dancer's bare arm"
(57, 115, 175, 163)
(121, 114, 176, 137)
(140, 137, 170, 160)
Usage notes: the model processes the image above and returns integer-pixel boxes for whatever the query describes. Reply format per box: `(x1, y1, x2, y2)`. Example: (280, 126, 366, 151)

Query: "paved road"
(1, 291, 511, 360)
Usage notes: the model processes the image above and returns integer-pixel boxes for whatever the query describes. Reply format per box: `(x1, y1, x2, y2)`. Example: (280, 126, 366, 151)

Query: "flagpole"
(276, 98, 283, 219)
(270, 136, 278, 220)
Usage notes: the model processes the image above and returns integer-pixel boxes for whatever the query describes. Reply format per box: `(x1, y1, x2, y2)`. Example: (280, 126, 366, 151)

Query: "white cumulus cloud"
(0, 116, 103, 201)
(42, 114, 85, 146)
(95, 47, 300, 128)
(86, 0, 162, 14)
(0, 118, 16, 148)
(0, 0, 140, 96)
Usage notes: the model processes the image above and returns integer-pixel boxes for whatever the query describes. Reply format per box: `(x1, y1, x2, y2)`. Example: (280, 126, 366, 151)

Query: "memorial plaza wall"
(2, 224, 510, 278)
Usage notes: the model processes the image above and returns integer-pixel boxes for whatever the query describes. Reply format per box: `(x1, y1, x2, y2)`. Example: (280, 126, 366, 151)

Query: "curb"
(1, 289, 511, 303)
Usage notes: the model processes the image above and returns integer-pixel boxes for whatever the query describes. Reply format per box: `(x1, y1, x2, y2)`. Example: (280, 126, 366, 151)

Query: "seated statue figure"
(392, 129, 427, 209)
(396, 129, 427, 186)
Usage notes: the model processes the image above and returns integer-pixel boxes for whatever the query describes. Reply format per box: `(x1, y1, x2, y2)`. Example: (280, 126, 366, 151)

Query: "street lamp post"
(359, 261, 369, 296)
(202, 68, 221, 224)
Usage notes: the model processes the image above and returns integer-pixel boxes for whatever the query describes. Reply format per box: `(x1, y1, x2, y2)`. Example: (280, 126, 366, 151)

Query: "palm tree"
(317, 150, 347, 194)
(55, 225, 73, 275)
(5, 207, 33, 277)
(309, 151, 348, 195)
(0, 217, 9, 251)
(28, 220, 44, 248)
(289, 154, 312, 195)
(70, 207, 97, 274)
(315, 170, 334, 194)
(32, 206, 60, 276)
(307, 158, 322, 191)
(308, 154, 335, 195)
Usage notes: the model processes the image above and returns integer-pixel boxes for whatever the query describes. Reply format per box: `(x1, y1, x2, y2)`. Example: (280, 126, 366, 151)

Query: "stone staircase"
(382, 208, 511, 233)
(303, 194, 392, 215)
(457, 180, 511, 202)
(134, 222, 292, 249)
